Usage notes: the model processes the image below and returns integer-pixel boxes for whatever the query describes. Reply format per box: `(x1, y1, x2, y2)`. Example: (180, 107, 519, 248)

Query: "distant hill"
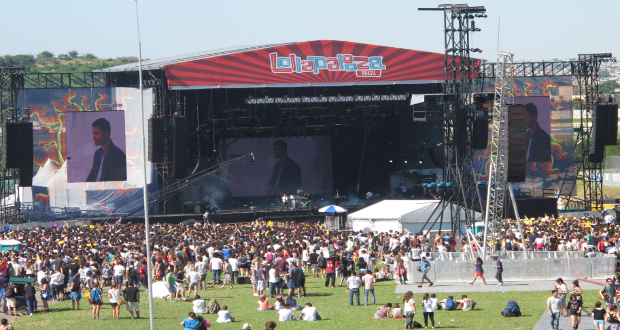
(0, 51, 145, 73)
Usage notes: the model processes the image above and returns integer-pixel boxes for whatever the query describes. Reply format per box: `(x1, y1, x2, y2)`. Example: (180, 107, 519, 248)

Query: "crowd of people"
(0, 211, 617, 329)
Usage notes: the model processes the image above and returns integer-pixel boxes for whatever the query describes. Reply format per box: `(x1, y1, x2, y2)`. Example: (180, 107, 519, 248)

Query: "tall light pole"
(134, 1, 155, 329)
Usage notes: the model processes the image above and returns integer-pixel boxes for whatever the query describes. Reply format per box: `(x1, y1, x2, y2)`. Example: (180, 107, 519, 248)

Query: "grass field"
(11, 273, 607, 330)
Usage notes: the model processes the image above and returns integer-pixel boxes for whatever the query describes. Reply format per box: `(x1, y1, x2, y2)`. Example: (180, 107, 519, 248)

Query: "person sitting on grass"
(278, 304, 298, 321)
(181, 311, 202, 330)
(374, 303, 392, 318)
(257, 294, 274, 310)
(216, 305, 235, 323)
(300, 302, 321, 321)
(440, 295, 458, 310)
(286, 294, 301, 311)
(274, 296, 284, 311)
(192, 294, 206, 314)
(392, 303, 404, 318)
(456, 295, 477, 311)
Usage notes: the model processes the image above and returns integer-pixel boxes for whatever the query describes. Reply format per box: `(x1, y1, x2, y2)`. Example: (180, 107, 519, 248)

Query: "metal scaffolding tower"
(481, 52, 514, 258)
(419, 4, 487, 234)
(569, 53, 615, 211)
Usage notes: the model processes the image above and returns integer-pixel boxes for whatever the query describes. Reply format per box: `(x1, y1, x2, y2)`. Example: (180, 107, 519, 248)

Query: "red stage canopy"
(163, 40, 465, 89)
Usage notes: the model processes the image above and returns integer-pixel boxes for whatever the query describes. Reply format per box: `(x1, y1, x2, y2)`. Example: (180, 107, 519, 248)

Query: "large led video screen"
(66, 111, 127, 183)
(17, 87, 157, 215)
(474, 77, 575, 196)
(218, 136, 333, 197)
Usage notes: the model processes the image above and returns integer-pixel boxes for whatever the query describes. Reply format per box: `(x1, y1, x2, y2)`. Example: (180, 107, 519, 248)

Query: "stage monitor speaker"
(148, 117, 165, 162)
(428, 147, 444, 168)
(172, 116, 188, 179)
(606, 103, 618, 146)
(2, 122, 21, 168)
(589, 104, 607, 163)
(507, 105, 527, 182)
(18, 122, 33, 187)
(473, 119, 489, 150)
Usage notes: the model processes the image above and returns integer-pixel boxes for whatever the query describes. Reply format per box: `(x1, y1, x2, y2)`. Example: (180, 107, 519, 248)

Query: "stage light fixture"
(389, 160, 393, 163)
(404, 160, 408, 164)
(419, 160, 423, 164)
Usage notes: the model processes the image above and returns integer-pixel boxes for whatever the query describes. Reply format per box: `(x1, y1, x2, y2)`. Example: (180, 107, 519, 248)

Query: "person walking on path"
(469, 257, 487, 285)
(492, 256, 503, 286)
(555, 278, 569, 317)
(417, 256, 433, 288)
(547, 289, 562, 330)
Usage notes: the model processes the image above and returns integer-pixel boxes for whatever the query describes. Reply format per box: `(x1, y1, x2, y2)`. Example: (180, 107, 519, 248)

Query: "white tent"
(347, 200, 482, 234)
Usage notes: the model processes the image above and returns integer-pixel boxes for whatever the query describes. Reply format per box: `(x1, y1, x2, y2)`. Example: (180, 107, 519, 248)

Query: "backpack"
(205, 298, 221, 314)
(445, 298, 455, 310)
(503, 300, 521, 317)
(505, 240, 512, 251)
(317, 255, 326, 268)
(238, 256, 247, 267)
(266, 253, 274, 262)
(127, 267, 138, 278)
(346, 258, 355, 272)
(4, 287, 14, 298)
(412, 321, 423, 328)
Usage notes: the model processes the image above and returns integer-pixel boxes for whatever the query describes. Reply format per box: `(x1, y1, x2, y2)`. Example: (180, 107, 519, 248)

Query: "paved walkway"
(533, 311, 596, 330)
(395, 279, 604, 294)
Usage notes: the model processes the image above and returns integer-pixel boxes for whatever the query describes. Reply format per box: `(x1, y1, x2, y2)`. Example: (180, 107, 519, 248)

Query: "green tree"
(67, 50, 79, 59)
(36, 51, 54, 59)
(599, 80, 618, 95)
(82, 53, 97, 60)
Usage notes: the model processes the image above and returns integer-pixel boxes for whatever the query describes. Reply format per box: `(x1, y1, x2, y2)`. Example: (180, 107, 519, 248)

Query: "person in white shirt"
(185, 266, 201, 298)
(228, 255, 239, 285)
(113, 261, 125, 286)
(51, 269, 65, 301)
(348, 272, 362, 306)
(402, 291, 416, 329)
(278, 304, 298, 321)
(194, 258, 207, 290)
(210, 254, 223, 285)
(300, 302, 321, 321)
(216, 305, 235, 323)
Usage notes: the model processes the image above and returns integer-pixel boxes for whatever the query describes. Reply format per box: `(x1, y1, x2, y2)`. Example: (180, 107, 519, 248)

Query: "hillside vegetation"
(0, 50, 141, 73)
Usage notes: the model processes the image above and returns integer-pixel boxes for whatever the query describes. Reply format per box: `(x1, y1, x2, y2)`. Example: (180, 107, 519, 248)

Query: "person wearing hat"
(181, 311, 201, 330)
(492, 256, 504, 286)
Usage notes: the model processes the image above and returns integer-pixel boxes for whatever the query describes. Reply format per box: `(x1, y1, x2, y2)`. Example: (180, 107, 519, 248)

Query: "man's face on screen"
(92, 127, 109, 146)
(525, 112, 536, 130)
(273, 145, 285, 159)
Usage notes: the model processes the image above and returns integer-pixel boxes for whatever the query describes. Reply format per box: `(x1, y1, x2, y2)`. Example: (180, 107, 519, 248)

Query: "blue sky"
(2, 0, 618, 62)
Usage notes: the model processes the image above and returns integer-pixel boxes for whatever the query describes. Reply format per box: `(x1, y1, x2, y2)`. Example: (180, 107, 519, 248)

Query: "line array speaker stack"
(589, 104, 608, 163)
(148, 117, 165, 163)
(2, 122, 20, 168)
(507, 105, 527, 182)
(19, 123, 33, 187)
(606, 103, 619, 146)
(172, 117, 188, 179)
(2, 122, 33, 186)
(473, 118, 489, 150)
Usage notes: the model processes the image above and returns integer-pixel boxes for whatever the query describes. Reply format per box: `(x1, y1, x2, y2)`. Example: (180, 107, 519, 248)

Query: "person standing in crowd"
(361, 270, 376, 306)
(347, 271, 361, 306)
(469, 257, 487, 285)
(591, 301, 606, 330)
(90, 280, 103, 320)
(324, 257, 335, 288)
(23, 281, 36, 316)
(107, 284, 122, 320)
(492, 256, 504, 286)
(123, 282, 140, 319)
(403, 291, 416, 329)
(547, 290, 562, 330)
(421, 294, 435, 329)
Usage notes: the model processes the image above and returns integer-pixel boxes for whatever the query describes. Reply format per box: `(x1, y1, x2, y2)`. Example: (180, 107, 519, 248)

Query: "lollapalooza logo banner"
(473, 76, 576, 196)
(164, 40, 479, 88)
(17, 87, 157, 216)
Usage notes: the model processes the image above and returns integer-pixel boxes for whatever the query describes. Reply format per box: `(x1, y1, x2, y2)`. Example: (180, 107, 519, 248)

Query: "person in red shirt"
(139, 258, 148, 291)
(324, 257, 335, 288)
